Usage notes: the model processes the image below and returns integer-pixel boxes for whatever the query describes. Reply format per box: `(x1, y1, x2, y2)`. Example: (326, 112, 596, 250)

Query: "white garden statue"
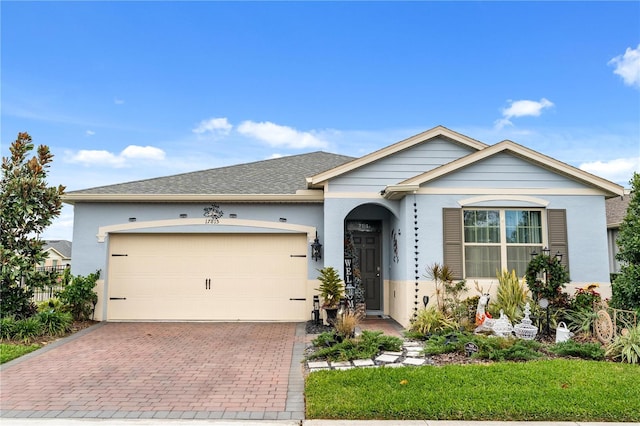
(474, 293, 495, 333)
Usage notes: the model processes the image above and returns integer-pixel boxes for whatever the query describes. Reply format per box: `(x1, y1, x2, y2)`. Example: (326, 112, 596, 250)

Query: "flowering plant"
(571, 284, 601, 311)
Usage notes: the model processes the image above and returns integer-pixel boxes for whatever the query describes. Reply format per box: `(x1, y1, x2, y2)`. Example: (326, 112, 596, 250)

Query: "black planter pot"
(324, 307, 339, 325)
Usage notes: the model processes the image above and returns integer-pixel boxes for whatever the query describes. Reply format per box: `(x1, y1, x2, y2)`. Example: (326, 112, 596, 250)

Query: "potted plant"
(315, 266, 344, 325)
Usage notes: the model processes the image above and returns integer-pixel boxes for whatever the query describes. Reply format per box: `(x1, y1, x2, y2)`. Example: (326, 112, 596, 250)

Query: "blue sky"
(2, 1, 639, 241)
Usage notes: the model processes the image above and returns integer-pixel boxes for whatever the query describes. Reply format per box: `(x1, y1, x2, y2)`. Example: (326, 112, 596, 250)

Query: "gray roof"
(606, 193, 632, 228)
(67, 151, 354, 195)
(43, 240, 72, 258)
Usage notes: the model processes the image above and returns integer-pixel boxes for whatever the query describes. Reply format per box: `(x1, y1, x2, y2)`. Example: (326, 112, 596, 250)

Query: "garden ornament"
(555, 322, 574, 343)
(475, 293, 493, 326)
(492, 310, 514, 337)
(514, 302, 538, 340)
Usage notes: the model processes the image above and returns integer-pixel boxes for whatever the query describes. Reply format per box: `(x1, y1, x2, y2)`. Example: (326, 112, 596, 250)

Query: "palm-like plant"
(315, 267, 344, 309)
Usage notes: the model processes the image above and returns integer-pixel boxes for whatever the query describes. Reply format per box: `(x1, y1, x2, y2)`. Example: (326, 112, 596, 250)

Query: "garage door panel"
(107, 233, 308, 321)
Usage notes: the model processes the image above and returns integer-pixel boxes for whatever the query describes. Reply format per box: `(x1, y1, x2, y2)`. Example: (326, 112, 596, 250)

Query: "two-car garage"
(106, 233, 309, 321)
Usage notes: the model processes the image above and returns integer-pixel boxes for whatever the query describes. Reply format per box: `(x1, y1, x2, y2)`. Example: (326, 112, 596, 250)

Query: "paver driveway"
(0, 322, 305, 420)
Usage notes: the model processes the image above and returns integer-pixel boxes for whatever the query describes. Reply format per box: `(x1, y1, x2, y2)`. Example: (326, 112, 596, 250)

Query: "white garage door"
(107, 233, 308, 321)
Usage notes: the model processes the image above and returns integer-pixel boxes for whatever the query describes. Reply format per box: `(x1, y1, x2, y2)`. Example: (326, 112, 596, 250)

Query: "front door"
(352, 232, 381, 310)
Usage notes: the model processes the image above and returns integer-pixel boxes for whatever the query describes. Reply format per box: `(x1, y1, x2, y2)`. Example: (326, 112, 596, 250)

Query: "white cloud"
(69, 149, 124, 167)
(609, 44, 640, 89)
(67, 145, 166, 168)
(114, 98, 125, 105)
(121, 145, 166, 161)
(237, 120, 328, 149)
(193, 117, 233, 136)
(85, 130, 95, 136)
(495, 98, 554, 129)
(579, 157, 640, 186)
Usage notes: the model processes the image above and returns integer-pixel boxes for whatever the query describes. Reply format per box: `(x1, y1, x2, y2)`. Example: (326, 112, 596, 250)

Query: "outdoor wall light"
(179, 213, 188, 218)
(128, 217, 136, 222)
(229, 213, 237, 218)
(279, 217, 287, 222)
(311, 232, 322, 261)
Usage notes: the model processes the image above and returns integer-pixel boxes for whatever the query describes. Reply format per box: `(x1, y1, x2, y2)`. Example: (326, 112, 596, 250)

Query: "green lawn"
(0, 343, 42, 364)
(305, 359, 640, 421)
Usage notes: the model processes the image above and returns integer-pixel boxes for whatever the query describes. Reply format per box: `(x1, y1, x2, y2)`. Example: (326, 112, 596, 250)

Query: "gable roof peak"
(399, 138, 624, 198)
(308, 125, 488, 187)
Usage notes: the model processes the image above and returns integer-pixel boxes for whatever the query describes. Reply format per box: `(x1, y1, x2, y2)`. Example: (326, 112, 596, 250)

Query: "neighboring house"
(64, 126, 624, 327)
(606, 193, 631, 276)
(40, 240, 72, 271)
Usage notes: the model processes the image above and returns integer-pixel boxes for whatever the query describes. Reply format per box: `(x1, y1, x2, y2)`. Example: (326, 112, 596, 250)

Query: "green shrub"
(307, 329, 402, 362)
(563, 308, 598, 335)
(362, 330, 403, 352)
(409, 307, 456, 335)
(56, 269, 100, 321)
(489, 269, 529, 322)
(36, 310, 73, 336)
(423, 332, 464, 355)
(0, 284, 37, 320)
(479, 339, 542, 362)
(13, 317, 43, 343)
(315, 267, 344, 309)
(549, 340, 605, 360)
(570, 285, 602, 311)
(403, 330, 429, 340)
(0, 316, 17, 340)
(36, 298, 64, 313)
(312, 331, 338, 347)
(610, 172, 640, 311)
(606, 324, 640, 364)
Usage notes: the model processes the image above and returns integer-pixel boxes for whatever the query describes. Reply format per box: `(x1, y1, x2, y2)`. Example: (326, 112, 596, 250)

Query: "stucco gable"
(385, 140, 624, 198)
(307, 126, 487, 188)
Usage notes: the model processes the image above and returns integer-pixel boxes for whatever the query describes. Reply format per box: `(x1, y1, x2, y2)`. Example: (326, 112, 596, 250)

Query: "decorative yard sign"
(344, 258, 355, 311)
(464, 342, 479, 357)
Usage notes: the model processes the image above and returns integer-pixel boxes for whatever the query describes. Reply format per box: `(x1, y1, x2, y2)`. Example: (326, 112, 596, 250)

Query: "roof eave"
(381, 184, 421, 200)
(62, 190, 325, 204)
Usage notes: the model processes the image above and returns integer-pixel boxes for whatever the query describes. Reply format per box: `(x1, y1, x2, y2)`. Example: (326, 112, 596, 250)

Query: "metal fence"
(31, 265, 68, 302)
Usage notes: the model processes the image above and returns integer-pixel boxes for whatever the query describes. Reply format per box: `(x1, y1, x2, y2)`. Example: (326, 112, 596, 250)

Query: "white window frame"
(462, 208, 547, 278)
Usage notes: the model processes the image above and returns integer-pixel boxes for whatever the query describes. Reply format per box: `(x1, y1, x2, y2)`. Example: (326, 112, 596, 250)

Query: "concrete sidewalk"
(0, 418, 635, 425)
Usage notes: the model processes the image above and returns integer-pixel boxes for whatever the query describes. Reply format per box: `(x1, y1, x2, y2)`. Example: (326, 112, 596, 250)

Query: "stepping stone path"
(306, 340, 433, 372)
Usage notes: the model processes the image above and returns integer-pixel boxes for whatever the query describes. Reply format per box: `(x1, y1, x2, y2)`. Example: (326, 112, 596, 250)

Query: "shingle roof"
(43, 240, 72, 258)
(67, 151, 354, 196)
(606, 193, 632, 228)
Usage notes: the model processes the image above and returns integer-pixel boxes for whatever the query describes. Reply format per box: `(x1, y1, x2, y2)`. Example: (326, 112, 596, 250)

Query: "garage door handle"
(110, 297, 126, 300)
(205, 278, 211, 290)
(289, 298, 306, 301)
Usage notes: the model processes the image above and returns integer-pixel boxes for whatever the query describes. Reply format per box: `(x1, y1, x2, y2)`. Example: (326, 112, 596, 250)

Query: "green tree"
(1, 132, 65, 318)
(612, 172, 640, 312)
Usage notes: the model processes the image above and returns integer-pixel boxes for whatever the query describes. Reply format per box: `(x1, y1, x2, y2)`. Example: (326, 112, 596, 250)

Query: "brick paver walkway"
(1, 322, 305, 420)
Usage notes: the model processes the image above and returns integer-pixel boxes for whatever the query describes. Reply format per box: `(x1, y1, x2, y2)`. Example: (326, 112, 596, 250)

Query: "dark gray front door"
(353, 232, 381, 310)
